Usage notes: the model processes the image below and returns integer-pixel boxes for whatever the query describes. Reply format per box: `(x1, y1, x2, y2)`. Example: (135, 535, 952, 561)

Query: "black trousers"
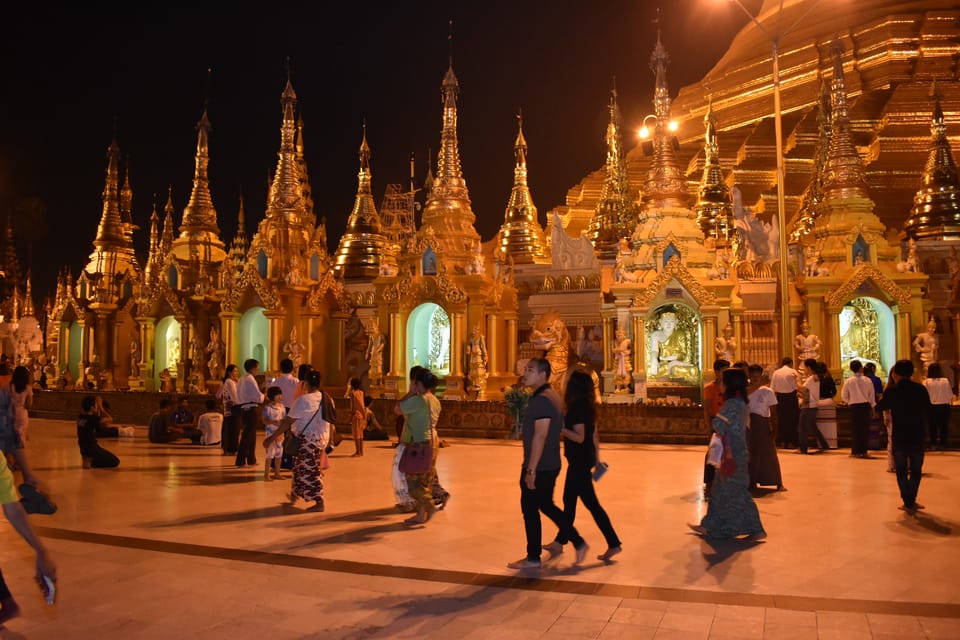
(0, 568, 10, 600)
(775, 392, 800, 447)
(235, 409, 258, 466)
(849, 403, 872, 455)
(520, 467, 583, 562)
(893, 444, 924, 508)
(221, 413, 239, 454)
(554, 463, 620, 549)
(929, 404, 950, 447)
(82, 444, 119, 468)
(799, 407, 828, 452)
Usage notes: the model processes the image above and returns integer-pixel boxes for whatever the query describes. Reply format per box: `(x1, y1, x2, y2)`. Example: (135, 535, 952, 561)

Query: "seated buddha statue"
(649, 311, 699, 383)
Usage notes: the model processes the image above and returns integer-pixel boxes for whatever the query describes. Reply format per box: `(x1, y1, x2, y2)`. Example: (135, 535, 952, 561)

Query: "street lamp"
(638, 114, 677, 139)
(723, 0, 825, 358)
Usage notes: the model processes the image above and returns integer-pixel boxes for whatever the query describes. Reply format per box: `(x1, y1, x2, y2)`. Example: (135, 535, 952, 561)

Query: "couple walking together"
(508, 358, 621, 569)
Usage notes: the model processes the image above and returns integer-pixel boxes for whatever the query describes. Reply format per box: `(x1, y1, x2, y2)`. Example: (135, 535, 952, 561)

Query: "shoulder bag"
(398, 441, 432, 474)
(283, 404, 321, 458)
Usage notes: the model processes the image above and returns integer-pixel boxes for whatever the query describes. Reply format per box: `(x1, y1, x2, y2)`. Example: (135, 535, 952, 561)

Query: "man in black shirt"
(876, 359, 930, 513)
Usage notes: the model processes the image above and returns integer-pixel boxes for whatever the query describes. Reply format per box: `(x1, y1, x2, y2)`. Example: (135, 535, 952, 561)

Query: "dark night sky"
(0, 1, 754, 303)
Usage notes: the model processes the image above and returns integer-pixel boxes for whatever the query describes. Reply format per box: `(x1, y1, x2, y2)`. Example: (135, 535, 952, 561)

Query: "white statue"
(612, 326, 633, 393)
(897, 238, 920, 273)
(168, 337, 181, 367)
(804, 245, 829, 277)
(913, 318, 939, 375)
(365, 319, 385, 386)
(715, 323, 737, 362)
(285, 254, 305, 286)
(795, 319, 821, 361)
(466, 324, 489, 395)
(283, 326, 306, 370)
(732, 186, 779, 264)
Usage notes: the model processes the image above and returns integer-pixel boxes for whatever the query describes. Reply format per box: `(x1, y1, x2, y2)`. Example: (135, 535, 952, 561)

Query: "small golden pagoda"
(333, 124, 387, 280)
(497, 113, 548, 265)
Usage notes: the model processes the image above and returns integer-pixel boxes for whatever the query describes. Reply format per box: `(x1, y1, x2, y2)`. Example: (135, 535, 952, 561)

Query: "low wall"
(36, 389, 955, 447)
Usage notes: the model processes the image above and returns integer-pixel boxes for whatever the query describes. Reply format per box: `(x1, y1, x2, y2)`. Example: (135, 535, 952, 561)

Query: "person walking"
(0, 454, 57, 624)
(235, 359, 264, 468)
(689, 367, 766, 540)
(924, 362, 952, 451)
(348, 378, 365, 457)
(702, 359, 730, 498)
(216, 365, 239, 455)
(9, 366, 32, 444)
(396, 369, 437, 524)
(508, 357, 588, 570)
(746, 364, 784, 491)
(264, 370, 329, 511)
(543, 368, 622, 562)
(842, 360, 876, 458)
(770, 357, 800, 448)
(420, 370, 450, 510)
(798, 358, 829, 453)
(877, 359, 931, 514)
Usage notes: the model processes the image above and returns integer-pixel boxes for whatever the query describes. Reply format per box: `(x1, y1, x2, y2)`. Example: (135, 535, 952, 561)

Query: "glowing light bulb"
(668, 120, 678, 132)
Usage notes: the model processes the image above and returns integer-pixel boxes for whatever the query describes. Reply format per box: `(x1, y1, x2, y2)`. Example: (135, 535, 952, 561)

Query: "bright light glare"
(668, 120, 678, 132)
(638, 127, 650, 139)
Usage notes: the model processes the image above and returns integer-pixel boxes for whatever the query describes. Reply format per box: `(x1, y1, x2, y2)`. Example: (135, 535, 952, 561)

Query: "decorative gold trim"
(825, 262, 911, 308)
(222, 264, 280, 311)
(632, 255, 717, 307)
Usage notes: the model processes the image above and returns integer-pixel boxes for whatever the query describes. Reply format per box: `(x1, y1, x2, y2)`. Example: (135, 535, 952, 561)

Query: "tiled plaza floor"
(0, 417, 957, 639)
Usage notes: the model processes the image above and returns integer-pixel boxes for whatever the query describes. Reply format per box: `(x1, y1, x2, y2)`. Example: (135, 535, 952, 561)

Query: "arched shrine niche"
(839, 296, 894, 378)
(407, 303, 450, 375)
(154, 315, 182, 387)
(646, 303, 701, 385)
(239, 307, 269, 370)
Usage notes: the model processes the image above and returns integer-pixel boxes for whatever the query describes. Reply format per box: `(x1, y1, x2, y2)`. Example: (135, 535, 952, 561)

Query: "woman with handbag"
(263, 370, 329, 512)
(689, 367, 766, 540)
(396, 368, 437, 524)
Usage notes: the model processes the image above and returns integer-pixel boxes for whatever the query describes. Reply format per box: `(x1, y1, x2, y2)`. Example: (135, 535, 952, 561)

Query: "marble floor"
(0, 417, 958, 639)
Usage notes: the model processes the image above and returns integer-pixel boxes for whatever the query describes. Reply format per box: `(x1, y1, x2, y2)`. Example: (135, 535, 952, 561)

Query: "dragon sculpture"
(529, 310, 576, 394)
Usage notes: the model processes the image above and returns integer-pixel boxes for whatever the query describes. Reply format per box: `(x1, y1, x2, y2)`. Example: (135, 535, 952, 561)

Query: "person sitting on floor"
(195, 397, 223, 446)
(77, 396, 119, 468)
(171, 396, 196, 437)
(93, 398, 134, 438)
(148, 397, 182, 444)
(363, 395, 389, 440)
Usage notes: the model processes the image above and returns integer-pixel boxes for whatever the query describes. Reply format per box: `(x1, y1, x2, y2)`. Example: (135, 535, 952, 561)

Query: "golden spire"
(180, 106, 220, 234)
(333, 123, 387, 279)
(161, 186, 175, 255)
(120, 155, 133, 225)
(267, 72, 306, 218)
(904, 80, 960, 239)
(790, 81, 831, 242)
(589, 84, 637, 258)
(94, 132, 126, 248)
(498, 110, 546, 263)
(695, 98, 734, 242)
(230, 194, 249, 270)
(23, 270, 34, 317)
(295, 112, 316, 223)
(145, 199, 161, 284)
(821, 40, 871, 204)
(419, 33, 481, 267)
(641, 27, 687, 209)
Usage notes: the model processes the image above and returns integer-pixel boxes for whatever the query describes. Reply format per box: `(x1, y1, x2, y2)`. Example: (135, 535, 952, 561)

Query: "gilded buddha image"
(646, 305, 700, 384)
(839, 299, 882, 373)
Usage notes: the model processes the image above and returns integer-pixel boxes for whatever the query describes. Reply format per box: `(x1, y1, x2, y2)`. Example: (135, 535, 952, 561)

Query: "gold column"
(602, 318, 612, 372)
(449, 311, 465, 378)
(388, 311, 404, 378)
(703, 315, 718, 377)
(177, 319, 189, 385)
(828, 309, 841, 372)
(58, 321, 71, 378)
(486, 313, 499, 377)
(139, 316, 156, 390)
(506, 316, 518, 376)
(265, 313, 284, 372)
(221, 313, 240, 370)
(632, 314, 645, 381)
(898, 311, 913, 368)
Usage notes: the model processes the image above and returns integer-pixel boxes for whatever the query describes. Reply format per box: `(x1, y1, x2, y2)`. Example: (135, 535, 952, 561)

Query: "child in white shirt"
(262, 387, 285, 480)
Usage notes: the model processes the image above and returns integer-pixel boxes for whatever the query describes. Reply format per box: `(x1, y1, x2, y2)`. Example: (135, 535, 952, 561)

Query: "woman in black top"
(543, 368, 622, 562)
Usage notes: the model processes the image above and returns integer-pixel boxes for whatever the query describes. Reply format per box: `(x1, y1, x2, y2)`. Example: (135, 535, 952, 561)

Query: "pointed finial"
(517, 108, 523, 129)
(448, 20, 454, 65)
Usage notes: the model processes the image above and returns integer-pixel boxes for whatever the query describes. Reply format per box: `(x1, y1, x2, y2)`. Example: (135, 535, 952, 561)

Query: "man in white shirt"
(196, 397, 224, 446)
(841, 359, 876, 458)
(274, 358, 299, 413)
(235, 358, 265, 467)
(799, 358, 829, 454)
(769, 357, 800, 449)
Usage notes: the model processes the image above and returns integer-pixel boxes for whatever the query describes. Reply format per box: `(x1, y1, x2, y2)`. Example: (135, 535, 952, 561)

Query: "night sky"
(0, 1, 754, 304)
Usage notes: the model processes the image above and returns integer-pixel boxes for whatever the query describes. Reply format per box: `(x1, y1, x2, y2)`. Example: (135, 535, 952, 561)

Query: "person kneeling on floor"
(77, 396, 120, 468)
